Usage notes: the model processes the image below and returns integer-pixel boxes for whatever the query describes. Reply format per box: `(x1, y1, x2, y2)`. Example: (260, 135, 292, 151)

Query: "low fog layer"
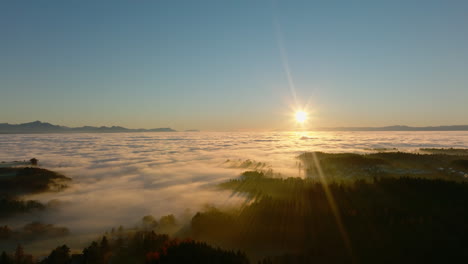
(1, 131, 467, 252)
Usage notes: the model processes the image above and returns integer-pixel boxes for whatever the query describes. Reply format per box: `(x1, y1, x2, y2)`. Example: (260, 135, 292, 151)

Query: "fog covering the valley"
(0, 131, 468, 254)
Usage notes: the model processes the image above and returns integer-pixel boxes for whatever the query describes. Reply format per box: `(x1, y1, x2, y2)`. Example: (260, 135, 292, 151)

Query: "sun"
(295, 111, 307, 123)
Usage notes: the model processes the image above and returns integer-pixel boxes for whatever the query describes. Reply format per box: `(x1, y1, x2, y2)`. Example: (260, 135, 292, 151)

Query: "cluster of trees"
(146, 240, 248, 264)
(0, 222, 69, 242)
(0, 167, 71, 195)
(298, 151, 468, 180)
(0, 167, 71, 219)
(420, 148, 468, 155)
(208, 171, 468, 262)
(224, 159, 270, 170)
(140, 215, 179, 235)
(0, 198, 44, 219)
(0, 245, 34, 264)
(0, 230, 249, 264)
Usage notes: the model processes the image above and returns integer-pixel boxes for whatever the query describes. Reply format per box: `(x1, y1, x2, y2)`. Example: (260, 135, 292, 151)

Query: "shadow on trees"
(195, 171, 468, 263)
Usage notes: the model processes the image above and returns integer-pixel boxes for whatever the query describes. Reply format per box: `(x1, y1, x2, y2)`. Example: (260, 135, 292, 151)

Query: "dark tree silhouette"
(0, 251, 12, 264)
(29, 158, 38, 166)
(14, 245, 24, 264)
(40, 245, 70, 264)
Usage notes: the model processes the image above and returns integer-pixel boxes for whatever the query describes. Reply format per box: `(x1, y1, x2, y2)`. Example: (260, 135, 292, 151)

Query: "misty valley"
(2, 147, 468, 264)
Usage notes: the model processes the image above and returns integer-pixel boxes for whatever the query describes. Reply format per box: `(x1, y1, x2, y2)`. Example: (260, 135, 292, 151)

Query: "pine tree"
(0, 251, 12, 264)
(14, 245, 24, 264)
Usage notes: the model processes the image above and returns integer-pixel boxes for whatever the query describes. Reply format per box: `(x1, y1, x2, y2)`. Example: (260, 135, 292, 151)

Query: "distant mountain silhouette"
(0, 121, 176, 134)
(317, 125, 468, 131)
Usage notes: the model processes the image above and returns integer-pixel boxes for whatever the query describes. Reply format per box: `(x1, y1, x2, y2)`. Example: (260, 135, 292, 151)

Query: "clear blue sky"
(1, 0, 467, 130)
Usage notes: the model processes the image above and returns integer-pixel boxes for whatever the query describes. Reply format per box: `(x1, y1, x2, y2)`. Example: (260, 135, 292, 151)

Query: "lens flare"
(295, 111, 307, 123)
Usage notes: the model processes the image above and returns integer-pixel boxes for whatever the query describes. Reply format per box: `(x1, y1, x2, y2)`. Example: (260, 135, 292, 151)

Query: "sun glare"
(295, 111, 307, 123)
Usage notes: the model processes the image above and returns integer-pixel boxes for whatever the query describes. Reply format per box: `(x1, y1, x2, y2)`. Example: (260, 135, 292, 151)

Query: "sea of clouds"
(1, 131, 468, 252)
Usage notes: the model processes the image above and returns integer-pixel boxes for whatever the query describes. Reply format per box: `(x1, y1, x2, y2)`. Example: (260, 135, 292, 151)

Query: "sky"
(1, 0, 468, 131)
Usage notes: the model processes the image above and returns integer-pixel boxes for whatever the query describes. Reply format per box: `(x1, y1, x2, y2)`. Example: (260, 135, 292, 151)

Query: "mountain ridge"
(315, 125, 468, 131)
(0, 121, 176, 134)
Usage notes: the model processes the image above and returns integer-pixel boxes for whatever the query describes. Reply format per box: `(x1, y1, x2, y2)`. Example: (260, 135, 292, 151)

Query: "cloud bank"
(0, 131, 467, 252)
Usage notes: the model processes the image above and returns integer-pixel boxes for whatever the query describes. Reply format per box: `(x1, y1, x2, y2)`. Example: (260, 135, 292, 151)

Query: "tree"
(40, 245, 70, 264)
(14, 245, 24, 264)
(100, 236, 111, 263)
(83, 241, 100, 264)
(29, 158, 38, 166)
(142, 215, 158, 230)
(100, 236, 110, 253)
(0, 226, 12, 240)
(0, 252, 12, 264)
